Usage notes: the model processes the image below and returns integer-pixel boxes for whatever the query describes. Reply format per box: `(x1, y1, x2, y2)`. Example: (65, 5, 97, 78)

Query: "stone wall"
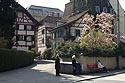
(79, 56, 117, 73)
(120, 57, 125, 68)
(60, 56, 125, 74)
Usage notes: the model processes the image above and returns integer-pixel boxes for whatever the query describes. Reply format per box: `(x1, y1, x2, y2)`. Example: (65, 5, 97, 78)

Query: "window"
(112, 19, 114, 25)
(44, 11, 49, 16)
(18, 12, 23, 18)
(19, 25, 24, 30)
(110, 8, 114, 14)
(55, 31, 59, 38)
(71, 28, 75, 36)
(42, 29, 44, 34)
(103, 7, 107, 13)
(111, 28, 114, 34)
(50, 12, 54, 16)
(42, 38, 44, 44)
(33, 10, 41, 14)
(101, 0, 103, 4)
(26, 36, 32, 41)
(19, 36, 24, 41)
(95, 6, 100, 13)
(27, 25, 32, 30)
(56, 13, 60, 17)
(76, 29, 80, 36)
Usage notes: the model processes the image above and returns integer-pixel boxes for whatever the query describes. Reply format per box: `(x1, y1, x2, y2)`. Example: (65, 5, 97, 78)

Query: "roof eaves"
(51, 9, 90, 31)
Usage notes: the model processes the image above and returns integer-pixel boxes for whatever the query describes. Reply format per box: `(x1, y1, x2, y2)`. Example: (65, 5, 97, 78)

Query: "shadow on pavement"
(0, 60, 77, 83)
(34, 60, 54, 64)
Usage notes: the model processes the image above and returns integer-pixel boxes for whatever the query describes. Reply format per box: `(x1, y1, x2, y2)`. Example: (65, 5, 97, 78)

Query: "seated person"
(97, 60, 109, 72)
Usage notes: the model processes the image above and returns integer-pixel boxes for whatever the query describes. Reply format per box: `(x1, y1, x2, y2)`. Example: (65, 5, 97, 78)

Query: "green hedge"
(54, 41, 125, 58)
(81, 46, 116, 57)
(0, 49, 34, 72)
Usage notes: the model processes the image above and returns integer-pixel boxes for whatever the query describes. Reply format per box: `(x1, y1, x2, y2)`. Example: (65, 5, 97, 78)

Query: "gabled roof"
(51, 9, 91, 32)
(39, 16, 61, 25)
(64, 9, 91, 25)
(16, 4, 40, 26)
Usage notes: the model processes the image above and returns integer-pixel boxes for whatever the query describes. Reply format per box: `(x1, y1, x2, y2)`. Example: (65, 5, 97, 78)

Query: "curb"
(75, 71, 125, 82)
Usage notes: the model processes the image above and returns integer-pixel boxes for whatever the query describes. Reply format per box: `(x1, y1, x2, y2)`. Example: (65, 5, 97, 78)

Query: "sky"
(18, 0, 70, 11)
(18, 0, 125, 12)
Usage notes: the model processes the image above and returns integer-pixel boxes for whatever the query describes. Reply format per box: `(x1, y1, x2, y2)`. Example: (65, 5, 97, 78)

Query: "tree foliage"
(53, 13, 125, 57)
(80, 12, 116, 48)
(0, 0, 18, 48)
(0, 37, 8, 48)
(42, 48, 53, 60)
(53, 41, 81, 58)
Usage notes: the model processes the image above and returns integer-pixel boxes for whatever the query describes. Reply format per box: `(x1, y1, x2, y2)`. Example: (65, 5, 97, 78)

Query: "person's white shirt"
(97, 62, 104, 68)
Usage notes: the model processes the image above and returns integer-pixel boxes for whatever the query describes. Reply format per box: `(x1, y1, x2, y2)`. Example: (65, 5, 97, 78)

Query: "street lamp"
(117, 0, 120, 44)
(116, 0, 120, 69)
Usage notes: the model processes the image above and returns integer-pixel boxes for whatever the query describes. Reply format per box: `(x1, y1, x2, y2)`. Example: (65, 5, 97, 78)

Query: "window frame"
(26, 36, 32, 41)
(95, 6, 100, 13)
(103, 7, 107, 13)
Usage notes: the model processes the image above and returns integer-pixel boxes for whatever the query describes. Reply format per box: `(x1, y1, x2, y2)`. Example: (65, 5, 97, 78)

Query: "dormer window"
(103, 7, 107, 13)
(95, 6, 100, 13)
(110, 8, 114, 14)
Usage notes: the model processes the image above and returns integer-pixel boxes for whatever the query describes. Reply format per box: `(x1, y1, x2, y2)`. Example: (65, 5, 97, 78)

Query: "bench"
(87, 63, 100, 72)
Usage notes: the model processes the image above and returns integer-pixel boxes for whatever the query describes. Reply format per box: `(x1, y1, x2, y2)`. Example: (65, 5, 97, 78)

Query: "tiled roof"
(51, 9, 90, 32)
(39, 16, 61, 25)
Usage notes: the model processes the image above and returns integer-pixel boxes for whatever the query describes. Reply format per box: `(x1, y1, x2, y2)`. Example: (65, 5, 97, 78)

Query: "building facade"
(51, 0, 117, 49)
(64, 0, 125, 42)
(109, 0, 125, 42)
(51, 10, 91, 48)
(27, 5, 64, 21)
(64, 0, 115, 17)
(37, 16, 61, 53)
(12, 5, 39, 50)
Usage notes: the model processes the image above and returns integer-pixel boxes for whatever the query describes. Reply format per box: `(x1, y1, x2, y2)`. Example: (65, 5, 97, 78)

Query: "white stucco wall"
(109, 0, 125, 37)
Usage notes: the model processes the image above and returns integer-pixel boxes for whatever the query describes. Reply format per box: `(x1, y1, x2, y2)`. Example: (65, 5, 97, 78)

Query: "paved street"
(0, 60, 125, 83)
(0, 60, 82, 83)
(78, 73, 125, 83)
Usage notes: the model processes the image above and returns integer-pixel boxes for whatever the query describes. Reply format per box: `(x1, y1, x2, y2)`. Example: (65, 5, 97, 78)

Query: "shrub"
(0, 49, 34, 72)
(81, 45, 115, 57)
(54, 41, 81, 58)
(115, 43, 125, 57)
(42, 48, 53, 60)
(0, 37, 8, 48)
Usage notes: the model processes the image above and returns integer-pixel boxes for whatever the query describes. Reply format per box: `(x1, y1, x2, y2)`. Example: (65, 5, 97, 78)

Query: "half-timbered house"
(12, 5, 39, 50)
(51, 9, 116, 49)
(51, 10, 91, 48)
(37, 16, 61, 53)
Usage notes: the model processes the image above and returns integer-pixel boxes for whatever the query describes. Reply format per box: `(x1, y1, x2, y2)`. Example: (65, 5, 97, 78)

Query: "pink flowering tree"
(80, 12, 116, 48)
